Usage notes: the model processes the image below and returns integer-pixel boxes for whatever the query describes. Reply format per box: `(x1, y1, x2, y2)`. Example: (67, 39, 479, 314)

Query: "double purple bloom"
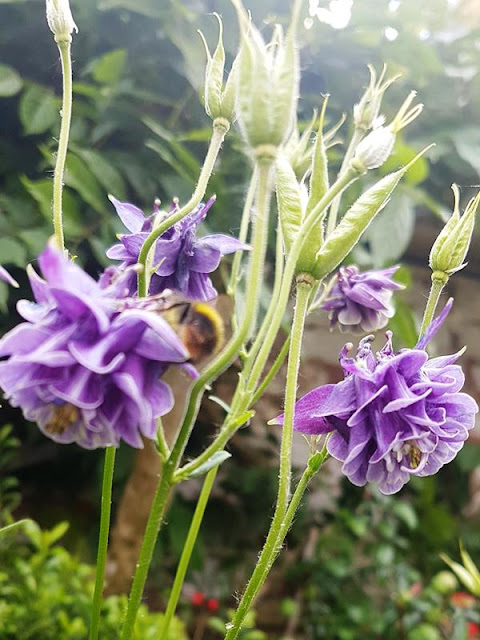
(274, 300, 478, 494)
(107, 196, 245, 300)
(321, 265, 403, 333)
(0, 243, 193, 449)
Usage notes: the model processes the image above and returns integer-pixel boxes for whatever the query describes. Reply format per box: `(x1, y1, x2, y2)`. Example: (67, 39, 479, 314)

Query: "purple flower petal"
(0, 265, 18, 288)
(109, 196, 146, 233)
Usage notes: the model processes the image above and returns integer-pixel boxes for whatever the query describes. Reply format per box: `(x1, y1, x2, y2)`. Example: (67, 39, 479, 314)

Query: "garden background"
(1, 0, 480, 637)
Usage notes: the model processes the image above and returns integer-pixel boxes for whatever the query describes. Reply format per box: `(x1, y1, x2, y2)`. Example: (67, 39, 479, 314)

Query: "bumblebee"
(153, 292, 224, 364)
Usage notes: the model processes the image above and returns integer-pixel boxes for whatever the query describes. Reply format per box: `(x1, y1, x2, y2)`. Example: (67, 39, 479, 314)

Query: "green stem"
(156, 417, 170, 461)
(223, 281, 311, 640)
(227, 166, 257, 298)
(89, 446, 116, 640)
(159, 467, 218, 640)
(326, 128, 363, 237)
(175, 168, 357, 482)
(121, 160, 273, 638)
(168, 160, 273, 473)
(242, 216, 285, 382)
(419, 274, 448, 336)
(249, 335, 291, 408)
(137, 119, 229, 297)
(120, 467, 173, 640)
(224, 448, 325, 640)
(52, 39, 73, 252)
(244, 168, 358, 395)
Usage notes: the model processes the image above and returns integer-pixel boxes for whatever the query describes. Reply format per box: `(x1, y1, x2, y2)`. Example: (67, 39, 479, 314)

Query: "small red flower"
(451, 591, 476, 609)
(206, 597, 219, 612)
(191, 591, 205, 607)
(468, 622, 480, 638)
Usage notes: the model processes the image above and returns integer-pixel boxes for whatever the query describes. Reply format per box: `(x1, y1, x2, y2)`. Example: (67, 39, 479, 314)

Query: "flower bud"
(198, 14, 236, 123)
(233, 0, 299, 154)
(429, 184, 479, 278)
(45, 0, 78, 42)
(352, 91, 423, 173)
(353, 65, 400, 132)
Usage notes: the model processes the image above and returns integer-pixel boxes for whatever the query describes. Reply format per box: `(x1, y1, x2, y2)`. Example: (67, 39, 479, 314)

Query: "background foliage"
(1, 0, 480, 637)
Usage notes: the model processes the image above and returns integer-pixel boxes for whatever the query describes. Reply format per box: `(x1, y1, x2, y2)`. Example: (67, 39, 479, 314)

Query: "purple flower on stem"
(107, 196, 246, 301)
(0, 265, 19, 288)
(272, 299, 478, 494)
(0, 242, 194, 449)
(321, 265, 403, 333)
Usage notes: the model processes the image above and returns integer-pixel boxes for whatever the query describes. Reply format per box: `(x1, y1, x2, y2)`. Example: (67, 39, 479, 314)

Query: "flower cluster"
(107, 196, 245, 301)
(321, 265, 403, 333)
(0, 243, 193, 449)
(273, 300, 477, 494)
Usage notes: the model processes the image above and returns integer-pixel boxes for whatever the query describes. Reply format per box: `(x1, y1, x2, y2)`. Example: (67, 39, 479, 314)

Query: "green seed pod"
(284, 110, 318, 181)
(429, 184, 479, 277)
(295, 97, 330, 274)
(233, 0, 299, 152)
(353, 64, 400, 132)
(275, 153, 304, 253)
(198, 14, 236, 123)
(313, 149, 429, 280)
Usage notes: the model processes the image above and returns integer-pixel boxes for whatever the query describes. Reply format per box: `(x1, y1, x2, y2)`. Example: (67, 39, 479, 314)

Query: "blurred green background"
(1, 0, 480, 638)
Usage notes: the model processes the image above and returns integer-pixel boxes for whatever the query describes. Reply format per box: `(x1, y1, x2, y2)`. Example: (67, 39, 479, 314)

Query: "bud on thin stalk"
(429, 184, 480, 277)
(352, 91, 423, 172)
(45, 0, 77, 43)
(353, 64, 401, 132)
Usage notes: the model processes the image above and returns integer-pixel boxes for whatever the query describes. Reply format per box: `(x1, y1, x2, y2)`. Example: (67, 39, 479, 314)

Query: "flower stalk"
(89, 446, 116, 640)
(52, 39, 73, 252)
(137, 119, 229, 297)
(223, 279, 311, 638)
(159, 466, 218, 639)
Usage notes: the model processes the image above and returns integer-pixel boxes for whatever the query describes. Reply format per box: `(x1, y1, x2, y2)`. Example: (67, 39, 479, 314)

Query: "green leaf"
(451, 127, 480, 176)
(46, 522, 69, 547)
(73, 148, 126, 199)
(0, 237, 27, 267)
(392, 501, 418, 530)
(0, 519, 35, 539)
(19, 85, 58, 135)
(91, 49, 127, 86)
(365, 192, 415, 266)
(189, 451, 232, 479)
(20, 177, 85, 236)
(64, 154, 108, 214)
(0, 63, 22, 96)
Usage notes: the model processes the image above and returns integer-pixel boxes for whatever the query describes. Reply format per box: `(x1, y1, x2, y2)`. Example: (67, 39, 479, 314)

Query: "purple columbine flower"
(106, 196, 246, 300)
(0, 242, 194, 449)
(272, 299, 478, 495)
(321, 265, 403, 333)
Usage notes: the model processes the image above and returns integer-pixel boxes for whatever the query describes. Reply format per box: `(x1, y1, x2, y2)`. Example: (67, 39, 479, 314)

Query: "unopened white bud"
(46, 0, 78, 42)
(352, 126, 395, 172)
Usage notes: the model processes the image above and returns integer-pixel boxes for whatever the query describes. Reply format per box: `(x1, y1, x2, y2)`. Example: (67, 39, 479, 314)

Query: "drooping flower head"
(321, 265, 403, 333)
(107, 196, 246, 301)
(273, 299, 478, 494)
(0, 242, 194, 449)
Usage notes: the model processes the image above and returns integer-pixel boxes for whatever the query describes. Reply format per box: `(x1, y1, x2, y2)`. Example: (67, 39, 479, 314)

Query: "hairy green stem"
(227, 166, 257, 298)
(223, 281, 311, 639)
(137, 118, 230, 297)
(168, 160, 273, 473)
(326, 128, 363, 237)
(89, 446, 116, 640)
(419, 274, 447, 337)
(175, 168, 357, 482)
(120, 467, 173, 640)
(121, 160, 273, 637)
(160, 467, 218, 639)
(224, 447, 325, 638)
(249, 335, 291, 408)
(52, 39, 73, 251)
